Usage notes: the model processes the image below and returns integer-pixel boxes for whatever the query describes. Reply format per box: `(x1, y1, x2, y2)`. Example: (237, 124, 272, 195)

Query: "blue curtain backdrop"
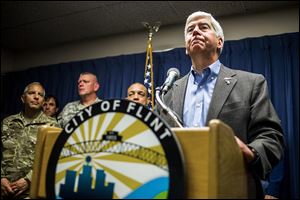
(1, 32, 298, 198)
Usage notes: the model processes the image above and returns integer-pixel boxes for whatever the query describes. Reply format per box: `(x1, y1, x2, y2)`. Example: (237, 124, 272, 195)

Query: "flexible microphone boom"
(162, 68, 180, 94)
(155, 67, 183, 127)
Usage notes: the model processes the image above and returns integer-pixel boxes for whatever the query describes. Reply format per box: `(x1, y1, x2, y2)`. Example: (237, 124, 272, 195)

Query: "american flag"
(144, 41, 154, 110)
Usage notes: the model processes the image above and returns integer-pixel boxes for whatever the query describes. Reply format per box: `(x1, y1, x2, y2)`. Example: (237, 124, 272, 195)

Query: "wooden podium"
(30, 126, 63, 199)
(30, 120, 248, 199)
(172, 119, 247, 198)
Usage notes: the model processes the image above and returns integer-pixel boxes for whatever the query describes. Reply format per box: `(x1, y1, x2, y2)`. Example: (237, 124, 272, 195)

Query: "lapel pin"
(224, 77, 232, 85)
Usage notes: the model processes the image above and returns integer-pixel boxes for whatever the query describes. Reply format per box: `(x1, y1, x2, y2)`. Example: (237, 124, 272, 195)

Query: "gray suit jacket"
(156, 64, 284, 197)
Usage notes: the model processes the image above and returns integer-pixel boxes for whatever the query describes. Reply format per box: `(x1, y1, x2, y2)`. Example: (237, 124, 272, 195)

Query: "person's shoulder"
(2, 112, 22, 123)
(39, 112, 60, 126)
(59, 100, 81, 119)
(39, 112, 54, 120)
(221, 65, 265, 79)
(62, 100, 80, 110)
(1, 113, 23, 134)
(65, 100, 80, 106)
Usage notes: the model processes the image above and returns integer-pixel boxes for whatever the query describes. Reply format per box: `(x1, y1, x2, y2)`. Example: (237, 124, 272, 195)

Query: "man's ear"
(217, 37, 223, 50)
(94, 82, 100, 91)
(147, 97, 151, 105)
(21, 94, 25, 104)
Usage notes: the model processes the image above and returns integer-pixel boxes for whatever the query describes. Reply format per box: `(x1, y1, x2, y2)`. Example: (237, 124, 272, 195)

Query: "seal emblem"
(46, 99, 185, 198)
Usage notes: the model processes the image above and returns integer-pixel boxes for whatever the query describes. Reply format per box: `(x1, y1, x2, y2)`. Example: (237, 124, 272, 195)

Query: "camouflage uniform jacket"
(58, 97, 101, 128)
(1, 111, 59, 182)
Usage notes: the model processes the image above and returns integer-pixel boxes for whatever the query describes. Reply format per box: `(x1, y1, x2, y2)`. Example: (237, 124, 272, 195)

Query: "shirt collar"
(190, 60, 221, 84)
(191, 60, 220, 76)
(79, 97, 101, 106)
(20, 110, 43, 124)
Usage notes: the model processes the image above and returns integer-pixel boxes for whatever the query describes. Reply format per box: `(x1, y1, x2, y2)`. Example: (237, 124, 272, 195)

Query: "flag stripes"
(144, 40, 154, 110)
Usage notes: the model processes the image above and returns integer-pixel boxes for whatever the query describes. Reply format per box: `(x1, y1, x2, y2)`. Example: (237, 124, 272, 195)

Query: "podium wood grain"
(172, 119, 247, 198)
(30, 126, 62, 199)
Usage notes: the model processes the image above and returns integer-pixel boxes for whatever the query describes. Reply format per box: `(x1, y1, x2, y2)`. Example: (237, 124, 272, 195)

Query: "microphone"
(162, 68, 180, 94)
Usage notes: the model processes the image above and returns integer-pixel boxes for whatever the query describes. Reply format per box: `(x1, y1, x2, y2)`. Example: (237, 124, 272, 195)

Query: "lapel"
(172, 73, 190, 120)
(206, 65, 237, 124)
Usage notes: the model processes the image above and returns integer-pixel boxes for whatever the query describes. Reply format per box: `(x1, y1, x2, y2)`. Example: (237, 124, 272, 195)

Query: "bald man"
(126, 83, 149, 106)
(58, 72, 101, 127)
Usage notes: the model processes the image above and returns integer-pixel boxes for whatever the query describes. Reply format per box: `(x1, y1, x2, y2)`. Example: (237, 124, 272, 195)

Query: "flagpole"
(142, 22, 161, 110)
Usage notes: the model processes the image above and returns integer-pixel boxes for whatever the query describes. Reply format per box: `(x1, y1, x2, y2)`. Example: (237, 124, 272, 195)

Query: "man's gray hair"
(184, 11, 224, 54)
(23, 82, 45, 97)
(80, 72, 98, 83)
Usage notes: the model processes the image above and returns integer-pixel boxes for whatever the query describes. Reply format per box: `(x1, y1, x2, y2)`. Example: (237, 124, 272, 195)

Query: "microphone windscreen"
(167, 68, 180, 77)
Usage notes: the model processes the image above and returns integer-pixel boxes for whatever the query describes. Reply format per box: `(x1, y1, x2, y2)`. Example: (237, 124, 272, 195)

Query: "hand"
(9, 178, 29, 198)
(1, 178, 14, 197)
(234, 136, 255, 163)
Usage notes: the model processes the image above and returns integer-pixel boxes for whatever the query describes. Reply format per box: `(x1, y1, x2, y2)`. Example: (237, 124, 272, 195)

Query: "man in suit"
(156, 11, 284, 198)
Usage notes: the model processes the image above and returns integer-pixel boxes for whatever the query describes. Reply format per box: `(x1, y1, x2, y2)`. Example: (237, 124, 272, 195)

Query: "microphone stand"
(155, 87, 183, 128)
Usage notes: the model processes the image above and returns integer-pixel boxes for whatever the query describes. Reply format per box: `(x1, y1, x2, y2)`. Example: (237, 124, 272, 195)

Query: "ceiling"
(1, 1, 298, 52)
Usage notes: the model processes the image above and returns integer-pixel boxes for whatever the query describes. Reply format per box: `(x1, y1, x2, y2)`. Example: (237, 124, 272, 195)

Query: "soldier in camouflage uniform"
(1, 82, 59, 199)
(58, 72, 101, 128)
(42, 94, 59, 119)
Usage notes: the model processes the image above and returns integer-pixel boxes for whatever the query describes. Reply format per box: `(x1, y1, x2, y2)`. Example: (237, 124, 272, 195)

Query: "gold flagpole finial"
(141, 22, 161, 40)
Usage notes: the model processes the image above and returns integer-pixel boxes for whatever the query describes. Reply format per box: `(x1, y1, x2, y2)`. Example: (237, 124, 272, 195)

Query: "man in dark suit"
(156, 11, 284, 198)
